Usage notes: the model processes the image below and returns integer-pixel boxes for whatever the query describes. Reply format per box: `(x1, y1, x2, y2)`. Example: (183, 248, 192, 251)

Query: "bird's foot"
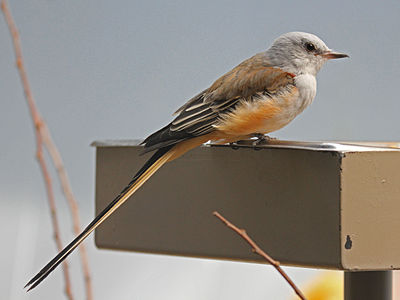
(252, 134, 276, 150)
(229, 142, 240, 150)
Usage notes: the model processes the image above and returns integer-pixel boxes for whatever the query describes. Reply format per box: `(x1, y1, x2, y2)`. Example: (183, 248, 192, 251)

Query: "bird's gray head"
(266, 32, 348, 76)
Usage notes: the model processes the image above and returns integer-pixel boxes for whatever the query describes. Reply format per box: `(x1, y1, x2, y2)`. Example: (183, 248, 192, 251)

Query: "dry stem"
(41, 118, 93, 300)
(1, 1, 92, 299)
(213, 211, 306, 300)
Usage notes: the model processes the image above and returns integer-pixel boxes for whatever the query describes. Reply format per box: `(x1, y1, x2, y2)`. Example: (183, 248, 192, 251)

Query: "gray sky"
(1, 1, 399, 299)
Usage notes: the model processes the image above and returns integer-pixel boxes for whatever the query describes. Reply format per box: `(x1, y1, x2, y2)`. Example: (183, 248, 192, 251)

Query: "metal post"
(344, 271, 392, 300)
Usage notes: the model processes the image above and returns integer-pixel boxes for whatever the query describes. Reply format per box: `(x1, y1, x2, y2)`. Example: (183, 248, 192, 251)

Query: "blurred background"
(1, 1, 399, 299)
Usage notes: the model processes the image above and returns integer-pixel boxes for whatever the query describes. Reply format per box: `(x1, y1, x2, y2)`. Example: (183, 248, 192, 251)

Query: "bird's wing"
(142, 54, 295, 153)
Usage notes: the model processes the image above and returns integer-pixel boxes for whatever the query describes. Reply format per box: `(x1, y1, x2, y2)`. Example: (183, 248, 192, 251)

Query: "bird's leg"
(229, 142, 240, 150)
(253, 133, 268, 145)
(253, 133, 265, 145)
(252, 133, 277, 149)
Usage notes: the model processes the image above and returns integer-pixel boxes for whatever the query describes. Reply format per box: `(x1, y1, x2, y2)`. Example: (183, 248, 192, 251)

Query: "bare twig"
(2, 1, 92, 299)
(35, 136, 74, 300)
(1, 1, 75, 299)
(41, 121, 93, 300)
(213, 211, 306, 300)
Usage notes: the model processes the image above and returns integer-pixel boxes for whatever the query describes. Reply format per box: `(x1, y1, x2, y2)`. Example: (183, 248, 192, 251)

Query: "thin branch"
(1, 1, 75, 299)
(213, 211, 306, 300)
(41, 118, 93, 300)
(1, 1, 92, 299)
(36, 134, 74, 300)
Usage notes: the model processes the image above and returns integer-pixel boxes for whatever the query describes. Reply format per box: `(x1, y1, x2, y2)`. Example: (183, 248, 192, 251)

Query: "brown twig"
(0, 1, 75, 299)
(213, 211, 306, 300)
(1, 1, 92, 299)
(41, 120, 93, 300)
(35, 135, 74, 300)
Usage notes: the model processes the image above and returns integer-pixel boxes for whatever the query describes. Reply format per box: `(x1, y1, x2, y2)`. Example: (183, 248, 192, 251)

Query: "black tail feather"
(25, 145, 174, 291)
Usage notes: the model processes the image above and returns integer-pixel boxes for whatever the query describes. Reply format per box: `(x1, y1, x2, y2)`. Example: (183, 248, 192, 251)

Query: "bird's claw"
(229, 142, 240, 150)
(252, 134, 276, 150)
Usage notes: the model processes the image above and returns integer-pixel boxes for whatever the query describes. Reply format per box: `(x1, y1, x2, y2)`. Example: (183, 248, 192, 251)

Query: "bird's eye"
(305, 42, 316, 52)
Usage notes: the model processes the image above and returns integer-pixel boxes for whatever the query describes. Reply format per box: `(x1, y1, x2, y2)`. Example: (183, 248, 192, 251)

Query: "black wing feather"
(141, 93, 242, 153)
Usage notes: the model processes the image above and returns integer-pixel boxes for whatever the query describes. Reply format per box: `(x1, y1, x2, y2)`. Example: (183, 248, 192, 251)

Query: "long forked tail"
(25, 144, 175, 291)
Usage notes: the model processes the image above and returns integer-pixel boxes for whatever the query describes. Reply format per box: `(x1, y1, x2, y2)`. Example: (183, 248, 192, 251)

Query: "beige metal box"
(93, 140, 400, 271)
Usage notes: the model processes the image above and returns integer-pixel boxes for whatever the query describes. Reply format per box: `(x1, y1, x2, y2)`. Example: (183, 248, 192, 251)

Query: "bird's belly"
(215, 86, 305, 136)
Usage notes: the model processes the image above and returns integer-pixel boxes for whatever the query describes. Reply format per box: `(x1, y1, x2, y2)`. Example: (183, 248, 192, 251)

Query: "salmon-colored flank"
(215, 101, 282, 136)
(214, 85, 298, 136)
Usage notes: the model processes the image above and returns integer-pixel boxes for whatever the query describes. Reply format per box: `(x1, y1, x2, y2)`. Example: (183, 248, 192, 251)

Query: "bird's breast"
(293, 73, 317, 111)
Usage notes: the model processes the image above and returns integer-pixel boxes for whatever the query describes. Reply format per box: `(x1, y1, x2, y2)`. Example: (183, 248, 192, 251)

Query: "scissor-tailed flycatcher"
(26, 32, 348, 291)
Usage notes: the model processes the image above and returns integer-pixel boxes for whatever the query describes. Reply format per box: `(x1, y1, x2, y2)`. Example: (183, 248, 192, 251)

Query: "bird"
(25, 31, 348, 291)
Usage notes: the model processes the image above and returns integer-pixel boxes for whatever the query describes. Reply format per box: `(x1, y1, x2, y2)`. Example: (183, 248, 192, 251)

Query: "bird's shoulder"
(175, 53, 295, 115)
(207, 53, 295, 100)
